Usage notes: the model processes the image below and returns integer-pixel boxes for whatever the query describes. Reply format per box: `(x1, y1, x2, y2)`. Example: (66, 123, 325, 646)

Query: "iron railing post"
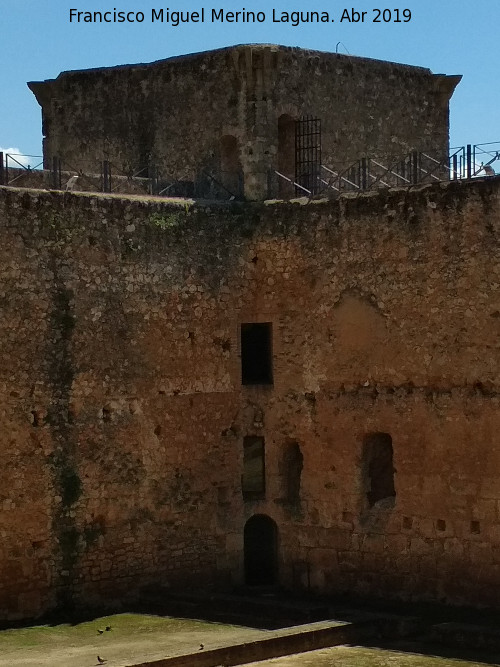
(410, 151, 419, 184)
(0, 152, 4, 185)
(360, 157, 367, 190)
(51, 156, 61, 189)
(149, 164, 158, 195)
(101, 160, 111, 192)
(466, 144, 472, 179)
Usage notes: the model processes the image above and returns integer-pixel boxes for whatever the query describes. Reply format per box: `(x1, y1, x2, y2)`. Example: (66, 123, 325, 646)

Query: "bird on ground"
(199, 643, 204, 650)
(105, 626, 112, 632)
(97, 629, 104, 635)
(97, 657, 107, 665)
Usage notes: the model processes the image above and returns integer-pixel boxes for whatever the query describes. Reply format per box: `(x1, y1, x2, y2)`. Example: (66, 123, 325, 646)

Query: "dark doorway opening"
(241, 322, 273, 385)
(295, 115, 322, 195)
(244, 515, 278, 586)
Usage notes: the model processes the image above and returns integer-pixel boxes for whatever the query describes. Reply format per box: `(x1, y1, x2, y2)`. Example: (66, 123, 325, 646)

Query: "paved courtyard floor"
(2, 611, 499, 667)
(241, 643, 500, 667)
(0, 612, 267, 667)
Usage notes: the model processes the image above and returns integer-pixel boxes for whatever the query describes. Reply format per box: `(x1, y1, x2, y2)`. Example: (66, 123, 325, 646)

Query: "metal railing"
(274, 142, 500, 199)
(449, 142, 500, 179)
(0, 152, 244, 200)
(0, 152, 43, 186)
(2, 143, 499, 200)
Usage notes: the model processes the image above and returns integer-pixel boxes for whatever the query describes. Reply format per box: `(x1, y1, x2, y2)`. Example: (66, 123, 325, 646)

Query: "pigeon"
(97, 629, 104, 635)
(199, 643, 204, 650)
(105, 626, 112, 632)
(97, 657, 107, 665)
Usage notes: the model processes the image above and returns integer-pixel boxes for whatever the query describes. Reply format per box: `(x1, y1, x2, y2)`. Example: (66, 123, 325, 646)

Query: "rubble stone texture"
(28, 45, 460, 200)
(0, 176, 499, 620)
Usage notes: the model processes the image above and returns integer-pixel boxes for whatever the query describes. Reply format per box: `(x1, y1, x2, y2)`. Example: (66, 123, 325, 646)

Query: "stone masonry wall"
(0, 177, 499, 621)
(29, 45, 459, 199)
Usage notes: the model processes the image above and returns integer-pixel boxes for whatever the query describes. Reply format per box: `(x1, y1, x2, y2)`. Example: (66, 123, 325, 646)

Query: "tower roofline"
(28, 43, 457, 93)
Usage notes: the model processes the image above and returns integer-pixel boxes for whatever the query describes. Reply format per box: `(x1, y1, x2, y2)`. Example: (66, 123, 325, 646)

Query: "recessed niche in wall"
(362, 432, 396, 508)
(402, 516, 413, 530)
(242, 435, 265, 501)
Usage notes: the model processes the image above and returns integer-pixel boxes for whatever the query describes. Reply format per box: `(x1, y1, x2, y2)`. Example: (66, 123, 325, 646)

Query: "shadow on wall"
(220, 135, 244, 199)
(277, 114, 296, 198)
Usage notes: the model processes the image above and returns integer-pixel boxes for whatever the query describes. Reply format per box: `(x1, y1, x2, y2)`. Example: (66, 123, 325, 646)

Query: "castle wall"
(0, 178, 499, 620)
(29, 45, 459, 200)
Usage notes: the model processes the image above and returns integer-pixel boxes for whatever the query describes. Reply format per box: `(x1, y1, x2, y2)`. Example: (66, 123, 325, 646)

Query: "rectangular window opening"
(241, 322, 273, 385)
(242, 436, 265, 501)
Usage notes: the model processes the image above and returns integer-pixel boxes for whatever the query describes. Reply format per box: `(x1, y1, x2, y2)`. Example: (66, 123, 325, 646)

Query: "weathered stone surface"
(0, 175, 499, 620)
(28, 45, 460, 200)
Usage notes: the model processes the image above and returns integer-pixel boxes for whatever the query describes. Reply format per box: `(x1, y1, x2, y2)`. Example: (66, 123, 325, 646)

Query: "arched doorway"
(244, 515, 278, 586)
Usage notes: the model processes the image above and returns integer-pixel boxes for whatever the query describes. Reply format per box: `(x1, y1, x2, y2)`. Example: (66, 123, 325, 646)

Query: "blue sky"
(1, 1, 499, 157)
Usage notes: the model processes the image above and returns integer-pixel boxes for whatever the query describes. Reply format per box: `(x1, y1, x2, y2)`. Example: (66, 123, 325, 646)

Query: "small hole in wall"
(471, 520, 481, 534)
(129, 400, 141, 415)
(88, 236, 97, 246)
(154, 425, 162, 437)
(436, 519, 446, 532)
(251, 256, 258, 264)
(402, 516, 413, 530)
(101, 407, 112, 422)
(188, 331, 195, 341)
(31, 410, 43, 427)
